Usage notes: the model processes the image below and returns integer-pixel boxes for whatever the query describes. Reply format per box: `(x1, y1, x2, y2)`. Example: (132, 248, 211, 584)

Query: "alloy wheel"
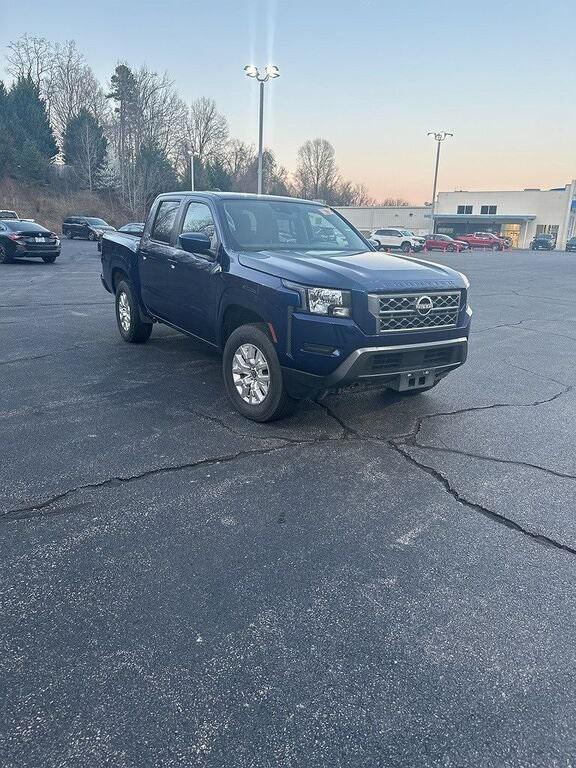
(118, 291, 131, 332)
(232, 343, 270, 405)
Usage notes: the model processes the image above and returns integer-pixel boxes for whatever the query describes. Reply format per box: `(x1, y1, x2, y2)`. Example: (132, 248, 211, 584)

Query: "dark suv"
(530, 233, 555, 251)
(565, 237, 576, 253)
(63, 217, 115, 241)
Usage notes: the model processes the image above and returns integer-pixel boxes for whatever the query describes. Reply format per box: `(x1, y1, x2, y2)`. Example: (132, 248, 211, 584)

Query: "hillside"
(0, 179, 130, 233)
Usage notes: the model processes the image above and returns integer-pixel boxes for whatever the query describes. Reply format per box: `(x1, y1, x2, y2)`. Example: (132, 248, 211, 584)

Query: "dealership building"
(337, 180, 576, 248)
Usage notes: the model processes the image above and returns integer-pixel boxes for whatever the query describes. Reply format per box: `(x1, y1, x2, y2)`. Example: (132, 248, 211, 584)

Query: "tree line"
(0, 35, 410, 216)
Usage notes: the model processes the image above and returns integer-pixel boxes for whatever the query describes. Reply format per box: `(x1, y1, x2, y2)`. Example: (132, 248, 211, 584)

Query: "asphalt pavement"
(1, 241, 576, 768)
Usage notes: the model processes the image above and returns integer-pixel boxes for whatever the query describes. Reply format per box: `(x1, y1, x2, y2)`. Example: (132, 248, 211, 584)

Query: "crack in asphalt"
(1, 443, 300, 523)
(1, 410, 353, 522)
(475, 319, 576, 342)
(316, 383, 576, 558)
(406, 442, 576, 481)
(390, 441, 576, 557)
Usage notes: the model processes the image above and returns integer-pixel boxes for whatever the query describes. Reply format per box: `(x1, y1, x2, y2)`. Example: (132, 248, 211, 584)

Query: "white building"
(336, 181, 576, 248)
(335, 206, 430, 236)
(434, 182, 576, 248)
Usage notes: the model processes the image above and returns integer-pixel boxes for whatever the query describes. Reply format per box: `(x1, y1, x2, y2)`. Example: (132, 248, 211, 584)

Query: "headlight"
(307, 287, 351, 317)
(284, 281, 352, 318)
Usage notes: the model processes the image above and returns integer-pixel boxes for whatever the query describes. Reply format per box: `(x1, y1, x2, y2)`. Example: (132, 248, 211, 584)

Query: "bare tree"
(186, 97, 229, 164)
(5, 35, 55, 116)
(380, 197, 411, 206)
(5, 35, 53, 91)
(295, 138, 339, 201)
(50, 41, 107, 145)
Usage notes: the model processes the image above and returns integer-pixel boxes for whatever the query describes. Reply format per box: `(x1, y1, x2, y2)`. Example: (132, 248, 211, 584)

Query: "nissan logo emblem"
(416, 295, 433, 315)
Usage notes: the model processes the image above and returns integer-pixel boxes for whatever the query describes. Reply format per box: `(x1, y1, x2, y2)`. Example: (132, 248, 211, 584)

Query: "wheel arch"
(220, 303, 269, 348)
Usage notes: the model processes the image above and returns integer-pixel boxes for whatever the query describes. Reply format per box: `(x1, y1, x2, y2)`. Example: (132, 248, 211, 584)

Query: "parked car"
(369, 228, 424, 253)
(0, 219, 61, 264)
(531, 233, 555, 251)
(424, 234, 469, 252)
(0, 210, 19, 219)
(118, 223, 145, 236)
(62, 216, 116, 241)
(100, 192, 471, 422)
(456, 232, 507, 251)
(566, 237, 576, 252)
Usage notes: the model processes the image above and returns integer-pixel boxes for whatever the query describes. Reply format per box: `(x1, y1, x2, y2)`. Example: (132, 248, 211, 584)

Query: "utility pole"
(427, 132, 453, 232)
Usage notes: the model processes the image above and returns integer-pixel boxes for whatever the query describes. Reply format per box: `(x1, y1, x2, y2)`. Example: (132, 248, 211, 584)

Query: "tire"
(0, 244, 13, 264)
(223, 323, 298, 422)
(115, 279, 153, 343)
(492, 244, 500, 251)
(88, 231, 96, 241)
(42, 254, 57, 263)
(446, 244, 456, 252)
(63, 231, 71, 239)
(401, 241, 411, 253)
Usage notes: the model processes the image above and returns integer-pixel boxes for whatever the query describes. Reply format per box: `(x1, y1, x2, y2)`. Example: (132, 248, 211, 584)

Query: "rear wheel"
(223, 323, 298, 422)
(115, 279, 153, 343)
(0, 245, 13, 264)
(42, 254, 57, 263)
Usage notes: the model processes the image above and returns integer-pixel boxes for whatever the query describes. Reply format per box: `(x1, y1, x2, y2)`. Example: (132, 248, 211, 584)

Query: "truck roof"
(155, 191, 325, 206)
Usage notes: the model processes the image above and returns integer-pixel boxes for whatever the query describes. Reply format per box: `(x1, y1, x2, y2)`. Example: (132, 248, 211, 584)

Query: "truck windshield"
(221, 199, 367, 253)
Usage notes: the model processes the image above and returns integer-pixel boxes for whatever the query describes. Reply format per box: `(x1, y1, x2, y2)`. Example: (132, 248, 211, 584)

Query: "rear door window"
(151, 201, 180, 244)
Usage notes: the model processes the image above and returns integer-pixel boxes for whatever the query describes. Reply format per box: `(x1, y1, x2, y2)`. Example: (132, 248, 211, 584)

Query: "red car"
(424, 234, 469, 252)
(456, 232, 508, 251)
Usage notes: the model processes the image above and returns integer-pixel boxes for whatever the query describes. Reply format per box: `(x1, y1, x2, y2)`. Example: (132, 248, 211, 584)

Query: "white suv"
(369, 228, 424, 253)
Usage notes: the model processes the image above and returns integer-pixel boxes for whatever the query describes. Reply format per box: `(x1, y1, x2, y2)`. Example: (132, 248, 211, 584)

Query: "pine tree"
(3, 77, 57, 181)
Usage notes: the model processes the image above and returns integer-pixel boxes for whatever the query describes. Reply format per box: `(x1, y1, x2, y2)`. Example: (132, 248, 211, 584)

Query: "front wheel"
(401, 241, 411, 253)
(446, 244, 456, 252)
(223, 324, 298, 422)
(88, 232, 97, 241)
(115, 280, 153, 343)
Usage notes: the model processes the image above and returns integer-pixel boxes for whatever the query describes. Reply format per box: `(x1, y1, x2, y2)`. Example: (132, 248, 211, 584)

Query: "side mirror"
(367, 238, 381, 251)
(179, 232, 212, 255)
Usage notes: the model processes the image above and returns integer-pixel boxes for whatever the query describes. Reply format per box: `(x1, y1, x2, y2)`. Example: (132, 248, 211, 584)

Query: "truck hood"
(237, 248, 466, 291)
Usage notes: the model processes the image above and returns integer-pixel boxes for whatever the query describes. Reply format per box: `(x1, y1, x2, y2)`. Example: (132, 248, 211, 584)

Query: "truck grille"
(370, 291, 462, 333)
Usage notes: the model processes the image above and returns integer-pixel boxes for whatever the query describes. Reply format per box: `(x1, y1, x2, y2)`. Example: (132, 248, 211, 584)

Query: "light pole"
(427, 131, 453, 232)
(244, 64, 280, 195)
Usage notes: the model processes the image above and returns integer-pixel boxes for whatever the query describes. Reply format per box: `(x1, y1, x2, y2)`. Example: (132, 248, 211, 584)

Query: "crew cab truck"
(100, 192, 471, 422)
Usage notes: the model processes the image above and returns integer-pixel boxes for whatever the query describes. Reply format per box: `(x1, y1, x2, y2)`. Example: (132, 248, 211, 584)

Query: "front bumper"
(282, 337, 468, 398)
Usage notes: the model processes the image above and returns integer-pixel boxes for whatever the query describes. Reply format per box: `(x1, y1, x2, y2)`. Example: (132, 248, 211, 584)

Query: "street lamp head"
(265, 64, 280, 79)
(428, 131, 454, 141)
(244, 64, 258, 79)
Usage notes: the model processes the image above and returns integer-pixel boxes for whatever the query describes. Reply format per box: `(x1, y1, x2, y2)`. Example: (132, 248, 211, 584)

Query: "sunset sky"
(1, 0, 574, 203)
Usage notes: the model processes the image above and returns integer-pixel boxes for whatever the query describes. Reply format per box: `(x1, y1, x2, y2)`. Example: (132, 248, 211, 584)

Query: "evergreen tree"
(63, 109, 107, 190)
(1, 77, 57, 181)
(0, 82, 13, 178)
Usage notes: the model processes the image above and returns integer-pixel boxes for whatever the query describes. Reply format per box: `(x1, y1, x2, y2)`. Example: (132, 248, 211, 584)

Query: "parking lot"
(1, 240, 575, 767)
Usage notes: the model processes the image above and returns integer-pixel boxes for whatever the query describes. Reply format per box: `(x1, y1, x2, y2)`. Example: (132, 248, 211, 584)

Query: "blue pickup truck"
(100, 192, 471, 421)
